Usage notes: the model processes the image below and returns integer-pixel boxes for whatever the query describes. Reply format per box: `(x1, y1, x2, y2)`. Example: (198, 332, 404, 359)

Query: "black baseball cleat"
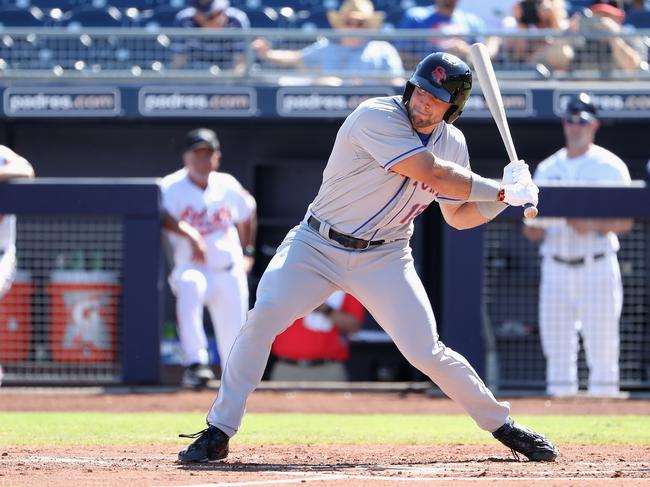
(178, 425, 229, 463)
(492, 417, 558, 462)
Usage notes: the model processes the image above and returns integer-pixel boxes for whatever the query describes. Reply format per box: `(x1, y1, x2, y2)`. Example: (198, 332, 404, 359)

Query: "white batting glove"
(502, 160, 532, 186)
(503, 181, 539, 207)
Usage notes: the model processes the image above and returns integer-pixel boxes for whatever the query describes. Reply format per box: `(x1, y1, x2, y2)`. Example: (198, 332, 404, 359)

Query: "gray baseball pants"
(207, 221, 510, 435)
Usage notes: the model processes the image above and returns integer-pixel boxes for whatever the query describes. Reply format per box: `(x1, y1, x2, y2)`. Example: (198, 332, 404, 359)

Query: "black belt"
(277, 358, 332, 367)
(552, 253, 606, 266)
(308, 216, 384, 250)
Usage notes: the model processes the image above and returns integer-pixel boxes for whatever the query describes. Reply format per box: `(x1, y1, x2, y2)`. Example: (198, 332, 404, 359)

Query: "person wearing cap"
(251, 0, 404, 81)
(396, 0, 499, 70)
(160, 128, 257, 389)
(500, 0, 574, 73)
(523, 93, 633, 398)
(569, 0, 646, 72)
(171, 0, 250, 71)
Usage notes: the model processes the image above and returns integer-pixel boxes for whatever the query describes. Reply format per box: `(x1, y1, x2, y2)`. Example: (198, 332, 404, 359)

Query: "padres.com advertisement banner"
(554, 90, 650, 118)
(138, 87, 257, 117)
(276, 87, 395, 117)
(3, 87, 120, 117)
(1, 84, 650, 119)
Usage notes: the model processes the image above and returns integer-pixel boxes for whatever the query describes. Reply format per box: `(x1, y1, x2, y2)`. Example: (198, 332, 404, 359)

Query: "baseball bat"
(469, 43, 538, 219)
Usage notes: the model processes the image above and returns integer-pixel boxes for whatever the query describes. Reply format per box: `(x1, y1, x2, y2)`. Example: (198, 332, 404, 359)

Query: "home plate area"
(5, 444, 649, 486)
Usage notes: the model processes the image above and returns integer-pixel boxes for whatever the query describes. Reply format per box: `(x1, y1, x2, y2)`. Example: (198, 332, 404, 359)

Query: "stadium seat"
(139, 5, 180, 28)
(103, 0, 153, 9)
(626, 11, 650, 29)
(0, 6, 46, 26)
(247, 7, 281, 28)
(292, 8, 329, 29)
(567, 0, 593, 16)
(23, 0, 71, 11)
(62, 5, 125, 27)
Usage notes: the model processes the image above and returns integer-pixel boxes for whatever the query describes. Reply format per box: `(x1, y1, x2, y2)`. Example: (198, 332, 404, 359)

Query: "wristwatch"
(319, 304, 334, 316)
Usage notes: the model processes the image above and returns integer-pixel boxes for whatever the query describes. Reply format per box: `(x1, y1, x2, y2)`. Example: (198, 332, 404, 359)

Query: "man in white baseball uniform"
(0, 145, 35, 387)
(523, 93, 632, 397)
(179, 53, 557, 462)
(161, 128, 256, 389)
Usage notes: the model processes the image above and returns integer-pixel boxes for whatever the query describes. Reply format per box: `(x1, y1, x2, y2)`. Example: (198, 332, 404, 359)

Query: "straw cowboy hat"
(326, 0, 385, 29)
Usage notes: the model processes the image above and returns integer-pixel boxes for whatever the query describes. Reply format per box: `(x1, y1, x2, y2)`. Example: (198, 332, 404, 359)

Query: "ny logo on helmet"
(432, 66, 447, 86)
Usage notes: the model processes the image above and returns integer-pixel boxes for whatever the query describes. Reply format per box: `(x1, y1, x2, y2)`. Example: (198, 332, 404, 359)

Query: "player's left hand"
(502, 160, 531, 186)
(503, 180, 539, 207)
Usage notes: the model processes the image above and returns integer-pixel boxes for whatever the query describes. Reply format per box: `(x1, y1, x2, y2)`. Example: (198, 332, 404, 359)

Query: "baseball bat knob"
(524, 204, 538, 219)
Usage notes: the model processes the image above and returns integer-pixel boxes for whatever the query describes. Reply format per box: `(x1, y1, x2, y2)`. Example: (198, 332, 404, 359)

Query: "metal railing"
(0, 27, 648, 81)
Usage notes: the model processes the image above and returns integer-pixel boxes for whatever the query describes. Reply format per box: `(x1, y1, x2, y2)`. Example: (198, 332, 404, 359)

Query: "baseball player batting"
(178, 52, 557, 463)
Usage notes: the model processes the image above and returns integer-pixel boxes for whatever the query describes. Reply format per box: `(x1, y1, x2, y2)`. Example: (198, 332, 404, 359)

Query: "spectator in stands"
(569, 0, 646, 72)
(396, 0, 499, 69)
(0, 146, 35, 389)
(501, 0, 574, 72)
(270, 291, 365, 381)
(459, 0, 509, 31)
(251, 0, 404, 82)
(171, 0, 250, 72)
(523, 93, 633, 398)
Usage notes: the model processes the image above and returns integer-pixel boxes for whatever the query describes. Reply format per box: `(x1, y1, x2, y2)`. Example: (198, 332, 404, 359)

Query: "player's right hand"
(185, 229, 206, 264)
(502, 160, 531, 186)
(503, 181, 539, 207)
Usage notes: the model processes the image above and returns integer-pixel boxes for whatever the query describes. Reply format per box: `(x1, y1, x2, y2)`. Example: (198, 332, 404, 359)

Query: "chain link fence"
(0, 215, 123, 384)
(482, 219, 649, 392)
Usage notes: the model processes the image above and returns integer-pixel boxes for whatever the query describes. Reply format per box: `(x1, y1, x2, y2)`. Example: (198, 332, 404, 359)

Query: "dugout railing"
(443, 183, 650, 393)
(0, 179, 162, 385)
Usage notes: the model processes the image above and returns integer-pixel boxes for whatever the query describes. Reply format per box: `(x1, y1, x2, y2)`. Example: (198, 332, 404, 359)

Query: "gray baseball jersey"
(205, 95, 510, 439)
(309, 95, 469, 242)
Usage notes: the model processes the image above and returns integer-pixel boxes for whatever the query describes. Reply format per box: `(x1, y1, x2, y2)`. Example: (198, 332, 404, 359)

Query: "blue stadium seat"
(567, 0, 593, 16)
(626, 11, 650, 29)
(247, 7, 281, 27)
(257, 0, 299, 7)
(139, 5, 179, 28)
(22, 0, 73, 11)
(291, 8, 329, 29)
(98, 0, 153, 8)
(0, 6, 46, 26)
(62, 5, 125, 27)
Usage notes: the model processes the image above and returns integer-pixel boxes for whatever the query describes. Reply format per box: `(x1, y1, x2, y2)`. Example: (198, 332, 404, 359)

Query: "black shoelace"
(179, 427, 209, 439)
(509, 448, 521, 461)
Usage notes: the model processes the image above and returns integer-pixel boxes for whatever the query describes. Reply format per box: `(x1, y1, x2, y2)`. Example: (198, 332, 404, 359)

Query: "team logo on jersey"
(432, 66, 447, 86)
(180, 206, 232, 235)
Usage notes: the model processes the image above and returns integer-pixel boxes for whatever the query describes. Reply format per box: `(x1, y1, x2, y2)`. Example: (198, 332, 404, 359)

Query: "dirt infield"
(1, 389, 650, 486)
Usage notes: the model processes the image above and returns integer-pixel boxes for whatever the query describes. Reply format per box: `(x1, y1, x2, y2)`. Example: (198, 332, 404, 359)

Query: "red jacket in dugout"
(272, 292, 365, 362)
